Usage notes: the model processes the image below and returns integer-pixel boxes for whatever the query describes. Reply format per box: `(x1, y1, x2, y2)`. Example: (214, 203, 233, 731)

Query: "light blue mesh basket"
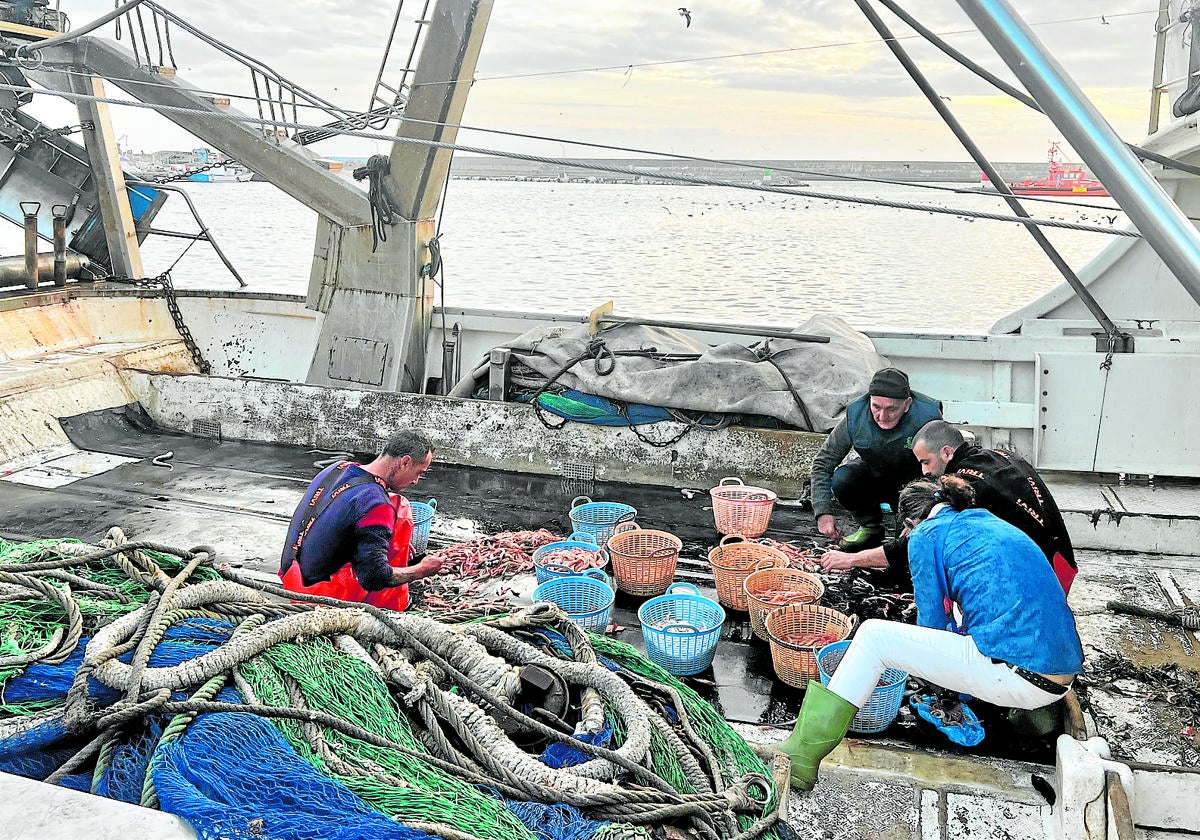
(410, 498, 437, 555)
(638, 583, 725, 676)
(817, 639, 907, 734)
(569, 495, 638, 546)
(532, 532, 608, 583)
(532, 572, 614, 632)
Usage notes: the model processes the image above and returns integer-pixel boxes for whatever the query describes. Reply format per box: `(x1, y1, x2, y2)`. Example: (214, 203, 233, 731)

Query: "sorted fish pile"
(774, 630, 843, 648)
(415, 530, 560, 610)
(537, 548, 606, 573)
(751, 588, 820, 607)
(753, 539, 825, 573)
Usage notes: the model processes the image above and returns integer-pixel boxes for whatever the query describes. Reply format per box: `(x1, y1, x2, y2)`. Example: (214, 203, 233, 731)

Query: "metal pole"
(599, 315, 831, 343)
(1148, 0, 1172, 136)
(856, 0, 1121, 342)
(957, 0, 1200, 308)
(52, 204, 68, 286)
(128, 181, 247, 287)
(20, 201, 40, 290)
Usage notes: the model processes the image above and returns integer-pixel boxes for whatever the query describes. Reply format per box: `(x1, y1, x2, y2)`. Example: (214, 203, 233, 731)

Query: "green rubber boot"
(774, 681, 859, 792)
(838, 511, 885, 552)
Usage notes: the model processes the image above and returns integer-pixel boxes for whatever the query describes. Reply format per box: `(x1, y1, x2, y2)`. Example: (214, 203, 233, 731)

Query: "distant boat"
(980, 141, 1109, 197)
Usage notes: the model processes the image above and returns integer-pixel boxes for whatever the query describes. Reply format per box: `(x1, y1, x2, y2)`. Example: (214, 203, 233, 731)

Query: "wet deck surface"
(1, 406, 1197, 770)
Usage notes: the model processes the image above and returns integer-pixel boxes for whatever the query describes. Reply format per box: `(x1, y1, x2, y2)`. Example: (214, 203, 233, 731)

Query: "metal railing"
(108, 0, 430, 146)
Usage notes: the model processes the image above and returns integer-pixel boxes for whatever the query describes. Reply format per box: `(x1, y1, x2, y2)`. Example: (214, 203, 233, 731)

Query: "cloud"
(30, 0, 1164, 160)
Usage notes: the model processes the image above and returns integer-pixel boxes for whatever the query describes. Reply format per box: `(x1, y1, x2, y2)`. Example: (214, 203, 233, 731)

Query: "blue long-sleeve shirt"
(908, 506, 1083, 675)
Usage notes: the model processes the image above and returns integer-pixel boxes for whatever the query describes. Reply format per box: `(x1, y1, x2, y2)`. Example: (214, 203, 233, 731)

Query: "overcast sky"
(27, 0, 1166, 162)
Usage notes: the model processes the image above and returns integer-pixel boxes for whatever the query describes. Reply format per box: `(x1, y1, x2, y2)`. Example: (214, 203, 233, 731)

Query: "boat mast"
(955, 0, 1200, 309)
(304, 0, 494, 393)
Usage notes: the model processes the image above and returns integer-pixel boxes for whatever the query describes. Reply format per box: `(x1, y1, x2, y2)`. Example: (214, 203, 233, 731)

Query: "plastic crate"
(765, 604, 855, 689)
(569, 495, 638, 546)
(709, 477, 777, 537)
(607, 522, 681, 596)
(817, 640, 906, 734)
(532, 571, 614, 632)
(532, 532, 608, 583)
(638, 583, 725, 675)
(744, 567, 824, 641)
(410, 498, 437, 555)
(707, 536, 788, 611)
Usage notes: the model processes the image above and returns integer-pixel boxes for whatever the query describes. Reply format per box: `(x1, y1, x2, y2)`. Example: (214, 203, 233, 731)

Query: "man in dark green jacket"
(810, 368, 942, 551)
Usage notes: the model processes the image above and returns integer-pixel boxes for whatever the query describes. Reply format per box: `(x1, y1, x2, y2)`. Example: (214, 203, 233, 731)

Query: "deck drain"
(560, 462, 596, 482)
(192, 419, 223, 441)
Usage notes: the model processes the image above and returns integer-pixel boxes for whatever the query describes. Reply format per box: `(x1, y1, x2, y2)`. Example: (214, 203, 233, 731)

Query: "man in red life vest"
(279, 429, 443, 610)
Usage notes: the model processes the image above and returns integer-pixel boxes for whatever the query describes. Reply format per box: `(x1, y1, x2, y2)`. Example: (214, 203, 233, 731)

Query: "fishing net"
(154, 711, 432, 840)
(0, 530, 782, 840)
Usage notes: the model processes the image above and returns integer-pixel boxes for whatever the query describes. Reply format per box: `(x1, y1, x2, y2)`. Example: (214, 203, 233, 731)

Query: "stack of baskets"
(764, 604, 856, 689)
(532, 532, 608, 583)
(710, 477, 777, 537)
(707, 536, 788, 612)
(638, 583, 725, 675)
(410, 498, 437, 555)
(532, 570, 614, 632)
(607, 522, 682, 596)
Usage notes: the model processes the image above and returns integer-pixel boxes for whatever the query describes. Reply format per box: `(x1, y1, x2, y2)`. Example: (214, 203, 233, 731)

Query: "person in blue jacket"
(775, 473, 1083, 791)
(810, 367, 941, 551)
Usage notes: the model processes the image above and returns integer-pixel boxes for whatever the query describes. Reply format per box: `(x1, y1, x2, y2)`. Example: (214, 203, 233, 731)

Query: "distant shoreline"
(330, 156, 1050, 185)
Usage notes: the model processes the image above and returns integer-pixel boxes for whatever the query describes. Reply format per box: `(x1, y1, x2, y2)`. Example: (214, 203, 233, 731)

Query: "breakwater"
(445, 156, 1050, 184)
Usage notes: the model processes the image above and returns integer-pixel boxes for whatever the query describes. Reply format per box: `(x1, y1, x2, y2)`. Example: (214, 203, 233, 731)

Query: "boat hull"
(1009, 185, 1109, 197)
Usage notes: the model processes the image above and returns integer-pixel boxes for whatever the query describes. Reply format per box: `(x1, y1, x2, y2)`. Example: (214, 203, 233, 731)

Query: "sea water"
(15, 178, 1120, 334)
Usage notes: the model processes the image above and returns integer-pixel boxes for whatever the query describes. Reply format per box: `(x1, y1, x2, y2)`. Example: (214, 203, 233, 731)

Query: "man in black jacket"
(819, 419, 1078, 593)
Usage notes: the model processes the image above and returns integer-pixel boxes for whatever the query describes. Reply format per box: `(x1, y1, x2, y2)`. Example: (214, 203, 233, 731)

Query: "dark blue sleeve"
(348, 495, 395, 591)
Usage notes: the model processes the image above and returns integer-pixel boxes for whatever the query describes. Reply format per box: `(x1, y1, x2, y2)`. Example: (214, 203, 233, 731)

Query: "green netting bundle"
(0, 530, 782, 840)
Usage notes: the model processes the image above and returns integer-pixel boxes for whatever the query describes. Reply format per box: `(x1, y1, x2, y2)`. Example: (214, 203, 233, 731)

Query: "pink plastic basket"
(709, 477, 777, 538)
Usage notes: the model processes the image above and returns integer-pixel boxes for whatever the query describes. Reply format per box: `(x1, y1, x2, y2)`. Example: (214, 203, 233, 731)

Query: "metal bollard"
(51, 204, 67, 286)
(19, 201, 40, 290)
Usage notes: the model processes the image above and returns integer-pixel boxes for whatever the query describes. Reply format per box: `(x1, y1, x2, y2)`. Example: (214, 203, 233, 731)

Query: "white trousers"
(825, 619, 1066, 710)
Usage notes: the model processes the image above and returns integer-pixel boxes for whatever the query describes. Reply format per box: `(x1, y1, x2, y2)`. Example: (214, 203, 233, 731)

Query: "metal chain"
(0, 109, 95, 153)
(106, 272, 211, 373)
(146, 157, 238, 185)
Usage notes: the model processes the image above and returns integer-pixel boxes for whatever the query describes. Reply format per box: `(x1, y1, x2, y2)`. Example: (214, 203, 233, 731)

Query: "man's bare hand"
(817, 514, 843, 541)
(410, 556, 444, 580)
(819, 549, 858, 572)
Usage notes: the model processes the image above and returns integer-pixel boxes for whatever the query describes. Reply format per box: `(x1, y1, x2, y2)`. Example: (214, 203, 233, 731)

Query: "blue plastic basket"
(817, 640, 907, 734)
(569, 495, 638, 546)
(532, 532, 608, 583)
(638, 583, 726, 676)
(410, 498, 437, 556)
(532, 572, 614, 632)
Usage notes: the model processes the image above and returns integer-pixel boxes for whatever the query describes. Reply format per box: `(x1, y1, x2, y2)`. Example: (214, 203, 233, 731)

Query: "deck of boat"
(1, 405, 1197, 838)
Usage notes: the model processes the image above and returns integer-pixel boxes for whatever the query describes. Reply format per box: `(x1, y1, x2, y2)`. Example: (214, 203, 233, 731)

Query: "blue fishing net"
(483, 787, 609, 840)
(0, 619, 242, 790)
(541, 723, 614, 769)
(153, 711, 430, 840)
(3, 618, 236, 708)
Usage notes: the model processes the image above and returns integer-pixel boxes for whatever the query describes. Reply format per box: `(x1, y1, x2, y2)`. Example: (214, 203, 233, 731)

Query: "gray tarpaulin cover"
(474, 313, 888, 432)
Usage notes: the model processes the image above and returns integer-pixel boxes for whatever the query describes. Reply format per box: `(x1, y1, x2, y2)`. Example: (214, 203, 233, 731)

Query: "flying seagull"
(678, 7, 692, 27)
